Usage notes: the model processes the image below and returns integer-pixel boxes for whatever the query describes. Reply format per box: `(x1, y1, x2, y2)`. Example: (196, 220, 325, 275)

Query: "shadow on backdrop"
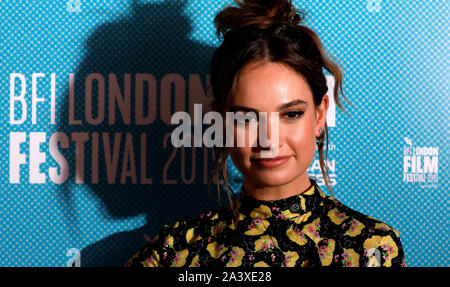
(57, 0, 225, 266)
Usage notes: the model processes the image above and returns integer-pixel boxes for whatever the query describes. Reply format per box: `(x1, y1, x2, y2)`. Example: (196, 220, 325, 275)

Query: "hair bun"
(214, 0, 304, 39)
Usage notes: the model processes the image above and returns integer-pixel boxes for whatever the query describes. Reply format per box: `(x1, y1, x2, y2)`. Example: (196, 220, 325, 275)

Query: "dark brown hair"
(207, 0, 346, 214)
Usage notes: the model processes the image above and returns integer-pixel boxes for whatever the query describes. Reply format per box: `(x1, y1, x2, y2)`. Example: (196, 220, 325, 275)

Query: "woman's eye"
(235, 113, 258, 124)
(284, 111, 304, 119)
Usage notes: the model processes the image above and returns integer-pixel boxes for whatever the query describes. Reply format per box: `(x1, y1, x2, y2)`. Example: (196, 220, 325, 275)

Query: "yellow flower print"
(189, 255, 200, 267)
(211, 212, 219, 220)
(254, 235, 278, 252)
(211, 220, 228, 237)
(303, 185, 315, 196)
(316, 188, 327, 198)
(341, 248, 359, 267)
(245, 218, 270, 236)
(163, 235, 174, 249)
(374, 222, 396, 233)
(283, 251, 299, 267)
(301, 259, 310, 266)
(363, 235, 399, 267)
(254, 261, 270, 267)
(302, 218, 322, 244)
(280, 210, 311, 224)
(281, 209, 298, 219)
(344, 219, 365, 237)
(250, 205, 272, 219)
(318, 239, 335, 266)
(207, 241, 228, 259)
(170, 249, 189, 267)
(141, 250, 160, 267)
(226, 247, 245, 267)
(229, 213, 246, 230)
(186, 227, 202, 244)
(286, 225, 308, 246)
(364, 236, 382, 250)
(300, 197, 306, 211)
(327, 208, 349, 225)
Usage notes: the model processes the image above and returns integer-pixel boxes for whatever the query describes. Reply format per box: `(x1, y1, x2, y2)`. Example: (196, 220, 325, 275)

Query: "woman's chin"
(248, 172, 296, 187)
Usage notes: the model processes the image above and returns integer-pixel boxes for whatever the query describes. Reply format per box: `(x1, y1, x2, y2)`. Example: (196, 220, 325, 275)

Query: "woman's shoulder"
(324, 195, 400, 235)
(124, 205, 231, 267)
(319, 195, 406, 267)
(161, 207, 230, 241)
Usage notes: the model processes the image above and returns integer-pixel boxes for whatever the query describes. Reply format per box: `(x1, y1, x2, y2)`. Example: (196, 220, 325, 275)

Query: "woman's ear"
(315, 94, 329, 137)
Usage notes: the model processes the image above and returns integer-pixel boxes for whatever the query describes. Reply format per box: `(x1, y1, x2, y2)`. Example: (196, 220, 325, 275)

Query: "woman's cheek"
(231, 124, 257, 166)
(286, 126, 315, 159)
(233, 122, 259, 148)
(285, 125, 305, 148)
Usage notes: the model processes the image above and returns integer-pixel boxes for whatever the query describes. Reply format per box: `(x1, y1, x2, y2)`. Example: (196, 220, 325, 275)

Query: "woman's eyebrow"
(228, 106, 258, 113)
(229, 99, 307, 113)
(277, 99, 308, 110)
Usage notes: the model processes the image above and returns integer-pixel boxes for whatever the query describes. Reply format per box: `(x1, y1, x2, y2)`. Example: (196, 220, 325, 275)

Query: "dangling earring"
(316, 127, 324, 148)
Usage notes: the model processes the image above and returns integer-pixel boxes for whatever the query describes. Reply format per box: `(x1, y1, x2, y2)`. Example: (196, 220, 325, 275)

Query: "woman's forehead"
(230, 62, 313, 109)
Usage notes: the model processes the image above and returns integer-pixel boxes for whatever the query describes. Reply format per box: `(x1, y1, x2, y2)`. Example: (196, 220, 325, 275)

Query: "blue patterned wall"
(1, 0, 448, 266)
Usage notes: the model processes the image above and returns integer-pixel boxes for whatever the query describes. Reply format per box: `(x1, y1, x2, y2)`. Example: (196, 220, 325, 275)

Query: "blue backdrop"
(1, 0, 448, 267)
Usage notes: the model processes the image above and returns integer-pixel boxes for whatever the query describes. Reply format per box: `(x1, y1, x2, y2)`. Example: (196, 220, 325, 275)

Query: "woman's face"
(227, 61, 328, 190)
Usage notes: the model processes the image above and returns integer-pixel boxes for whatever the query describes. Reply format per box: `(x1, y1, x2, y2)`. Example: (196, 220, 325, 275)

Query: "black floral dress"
(125, 178, 406, 267)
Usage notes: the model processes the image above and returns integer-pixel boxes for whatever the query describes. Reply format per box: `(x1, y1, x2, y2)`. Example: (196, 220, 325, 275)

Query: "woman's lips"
(251, 155, 292, 168)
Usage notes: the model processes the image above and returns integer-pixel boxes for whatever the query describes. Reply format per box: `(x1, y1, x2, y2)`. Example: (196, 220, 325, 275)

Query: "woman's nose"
(258, 112, 281, 156)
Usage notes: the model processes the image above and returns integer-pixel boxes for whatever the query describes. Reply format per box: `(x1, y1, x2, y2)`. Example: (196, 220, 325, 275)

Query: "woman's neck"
(242, 171, 312, 201)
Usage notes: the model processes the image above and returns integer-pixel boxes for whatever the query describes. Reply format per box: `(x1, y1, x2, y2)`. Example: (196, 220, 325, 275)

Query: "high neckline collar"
(236, 178, 327, 216)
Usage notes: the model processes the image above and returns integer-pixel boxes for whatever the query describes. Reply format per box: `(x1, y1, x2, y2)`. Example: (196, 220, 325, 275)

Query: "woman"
(125, 0, 406, 267)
